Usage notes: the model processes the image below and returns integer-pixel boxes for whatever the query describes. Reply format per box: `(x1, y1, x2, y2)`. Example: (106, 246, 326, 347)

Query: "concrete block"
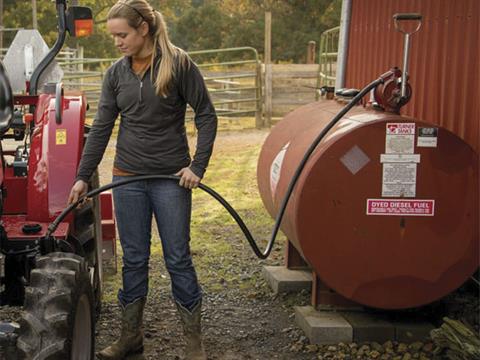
(295, 306, 353, 344)
(262, 266, 311, 294)
(342, 312, 395, 343)
(394, 319, 435, 343)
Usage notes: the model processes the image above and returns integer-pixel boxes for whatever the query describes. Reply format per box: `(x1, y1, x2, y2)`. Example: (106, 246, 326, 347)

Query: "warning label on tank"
(366, 199, 435, 216)
(385, 123, 415, 154)
(417, 127, 438, 147)
(382, 163, 417, 197)
(270, 142, 290, 195)
(340, 145, 370, 175)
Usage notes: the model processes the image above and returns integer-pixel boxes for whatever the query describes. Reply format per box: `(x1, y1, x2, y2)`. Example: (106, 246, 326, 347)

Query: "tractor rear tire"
(73, 169, 103, 318)
(17, 252, 95, 360)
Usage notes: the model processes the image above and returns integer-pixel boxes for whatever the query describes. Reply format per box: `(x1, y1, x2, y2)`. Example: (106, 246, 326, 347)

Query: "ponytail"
(151, 10, 189, 97)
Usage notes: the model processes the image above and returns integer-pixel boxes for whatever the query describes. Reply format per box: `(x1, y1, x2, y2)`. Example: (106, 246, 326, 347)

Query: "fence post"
(316, 34, 326, 100)
(0, 0, 3, 50)
(77, 45, 84, 86)
(264, 10, 272, 128)
(307, 41, 316, 64)
(32, 0, 38, 29)
(255, 59, 262, 127)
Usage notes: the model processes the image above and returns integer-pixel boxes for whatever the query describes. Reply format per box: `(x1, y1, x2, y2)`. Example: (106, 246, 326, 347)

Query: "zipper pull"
(139, 81, 143, 102)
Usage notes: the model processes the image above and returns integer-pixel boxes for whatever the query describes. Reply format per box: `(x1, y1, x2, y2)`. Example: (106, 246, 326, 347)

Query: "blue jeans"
(112, 176, 202, 310)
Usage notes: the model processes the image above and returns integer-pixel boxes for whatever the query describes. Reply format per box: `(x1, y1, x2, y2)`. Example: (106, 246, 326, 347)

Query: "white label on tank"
(340, 145, 371, 175)
(270, 142, 290, 195)
(382, 163, 417, 197)
(385, 123, 415, 154)
(417, 127, 438, 147)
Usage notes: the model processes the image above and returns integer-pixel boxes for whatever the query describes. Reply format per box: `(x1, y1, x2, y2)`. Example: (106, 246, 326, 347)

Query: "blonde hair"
(107, 0, 188, 97)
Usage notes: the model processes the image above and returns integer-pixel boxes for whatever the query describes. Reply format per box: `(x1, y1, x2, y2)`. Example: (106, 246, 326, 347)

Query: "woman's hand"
(67, 180, 88, 205)
(175, 167, 201, 189)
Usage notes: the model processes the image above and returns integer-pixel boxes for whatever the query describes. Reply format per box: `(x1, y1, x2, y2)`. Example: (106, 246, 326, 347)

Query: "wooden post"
(0, 0, 3, 50)
(306, 41, 316, 64)
(255, 60, 262, 128)
(32, 0, 38, 29)
(264, 9, 272, 128)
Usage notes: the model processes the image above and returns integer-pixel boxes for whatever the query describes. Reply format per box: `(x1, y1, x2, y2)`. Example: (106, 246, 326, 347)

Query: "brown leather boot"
(97, 297, 146, 360)
(176, 301, 207, 360)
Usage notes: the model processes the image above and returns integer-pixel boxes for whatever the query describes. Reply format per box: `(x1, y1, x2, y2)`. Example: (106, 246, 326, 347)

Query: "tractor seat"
(0, 62, 14, 134)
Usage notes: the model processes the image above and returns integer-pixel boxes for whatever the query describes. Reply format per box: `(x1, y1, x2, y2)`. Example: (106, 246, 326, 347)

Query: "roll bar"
(29, 1, 68, 96)
(29, 1, 93, 96)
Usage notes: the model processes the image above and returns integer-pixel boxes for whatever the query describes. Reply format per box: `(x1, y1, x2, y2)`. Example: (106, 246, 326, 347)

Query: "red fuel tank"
(257, 100, 479, 309)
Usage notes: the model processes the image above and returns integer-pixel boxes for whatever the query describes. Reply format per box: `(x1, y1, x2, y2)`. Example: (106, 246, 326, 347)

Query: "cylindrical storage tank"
(257, 100, 479, 309)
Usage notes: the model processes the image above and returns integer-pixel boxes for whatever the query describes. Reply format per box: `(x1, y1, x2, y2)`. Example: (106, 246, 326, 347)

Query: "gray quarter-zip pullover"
(76, 53, 217, 182)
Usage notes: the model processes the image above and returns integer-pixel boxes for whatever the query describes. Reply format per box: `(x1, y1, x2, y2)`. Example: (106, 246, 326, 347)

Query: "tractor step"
(1, 215, 70, 240)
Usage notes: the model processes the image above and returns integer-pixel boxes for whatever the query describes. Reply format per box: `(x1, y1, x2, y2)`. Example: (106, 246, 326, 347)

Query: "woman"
(68, 1, 217, 359)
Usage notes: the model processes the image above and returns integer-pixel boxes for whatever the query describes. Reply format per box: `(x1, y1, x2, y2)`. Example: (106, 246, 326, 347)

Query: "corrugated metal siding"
(345, 0, 479, 153)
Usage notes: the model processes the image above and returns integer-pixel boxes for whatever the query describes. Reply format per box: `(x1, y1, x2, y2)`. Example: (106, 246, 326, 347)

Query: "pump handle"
(393, 13, 422, 98)
(394, 13, 422, 35)
(393, 13, 422, 21)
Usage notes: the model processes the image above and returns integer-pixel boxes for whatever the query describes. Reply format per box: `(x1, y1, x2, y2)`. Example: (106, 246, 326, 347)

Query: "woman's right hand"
(67, 180, 88, 205)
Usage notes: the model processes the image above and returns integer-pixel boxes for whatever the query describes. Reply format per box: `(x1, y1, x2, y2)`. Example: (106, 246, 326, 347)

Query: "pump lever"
(393, 13, 422, 22)
(393, 13, 422, 99)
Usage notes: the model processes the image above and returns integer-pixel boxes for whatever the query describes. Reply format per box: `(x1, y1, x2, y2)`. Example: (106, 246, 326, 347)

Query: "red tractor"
(0, 1, 114, 359)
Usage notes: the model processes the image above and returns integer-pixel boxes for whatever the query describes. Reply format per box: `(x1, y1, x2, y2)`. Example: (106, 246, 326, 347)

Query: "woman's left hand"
(175, 167, 201, 189)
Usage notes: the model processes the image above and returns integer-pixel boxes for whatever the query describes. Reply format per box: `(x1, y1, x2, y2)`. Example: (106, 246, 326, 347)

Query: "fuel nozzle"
(39, 235, 57, 255)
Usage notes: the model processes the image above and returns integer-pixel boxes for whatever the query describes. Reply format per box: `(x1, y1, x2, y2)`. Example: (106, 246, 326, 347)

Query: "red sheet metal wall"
(345, 0, 479, 153)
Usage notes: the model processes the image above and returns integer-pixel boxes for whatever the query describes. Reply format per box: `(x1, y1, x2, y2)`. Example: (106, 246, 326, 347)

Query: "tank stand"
(261, 240, 312, 294)
(285, 240, 309, 270)
(311, 272, 360, 309)
(285, 241, 360, 309)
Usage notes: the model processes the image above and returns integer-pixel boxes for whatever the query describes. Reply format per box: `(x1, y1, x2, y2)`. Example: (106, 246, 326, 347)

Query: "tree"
(1, 0, 342, 63)
(173, 2, 229, 51)
(171, 0, 341, 62)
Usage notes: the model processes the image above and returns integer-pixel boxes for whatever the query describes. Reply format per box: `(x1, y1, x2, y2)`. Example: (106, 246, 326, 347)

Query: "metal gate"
(315, 26, 339, 99)
(53, 47, 262, 126)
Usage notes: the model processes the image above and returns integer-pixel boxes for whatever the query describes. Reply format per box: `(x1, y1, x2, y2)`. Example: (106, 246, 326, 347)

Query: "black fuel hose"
(46, 76, 384, 259)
